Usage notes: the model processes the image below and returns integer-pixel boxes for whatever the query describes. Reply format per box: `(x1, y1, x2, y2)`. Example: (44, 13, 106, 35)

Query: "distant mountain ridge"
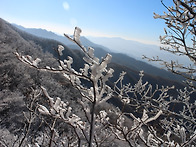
(13, 24, 111, 52)
(87, 36, 191, 67)
(12, 23, 184, 82)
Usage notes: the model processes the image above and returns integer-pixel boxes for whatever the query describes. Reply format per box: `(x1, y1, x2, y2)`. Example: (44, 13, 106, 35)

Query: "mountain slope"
(0, 18, 81, 135)
(13, 24, 111, 52)
(13, 24, 184, 82)
(1, 18, 186, 90)
(85, 42, 184, 82)
(11, 20, 186, 89)
(88, 36, 191, 68)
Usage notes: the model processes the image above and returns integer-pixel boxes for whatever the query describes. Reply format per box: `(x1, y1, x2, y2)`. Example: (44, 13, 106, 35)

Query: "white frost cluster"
(38, 86, 86, 130)
(38, 86, 72, 119)
(57, 45, 64, 56)
(74, 27, 82, 44)
(14, 53, 41, 68)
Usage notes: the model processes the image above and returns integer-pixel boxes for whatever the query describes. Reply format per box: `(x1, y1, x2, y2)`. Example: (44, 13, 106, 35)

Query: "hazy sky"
(1, 0, 173, 45)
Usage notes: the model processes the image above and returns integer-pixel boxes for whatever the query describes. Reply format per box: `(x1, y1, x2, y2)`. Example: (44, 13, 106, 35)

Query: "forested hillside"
(0, 18, 82, 144)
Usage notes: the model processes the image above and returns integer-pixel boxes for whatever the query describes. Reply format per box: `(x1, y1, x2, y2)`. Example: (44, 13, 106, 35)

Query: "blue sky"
(1, 0, 173, 45)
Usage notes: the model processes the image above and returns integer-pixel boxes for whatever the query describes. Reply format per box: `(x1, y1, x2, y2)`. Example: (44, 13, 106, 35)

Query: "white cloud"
(63, 2, 70, 11)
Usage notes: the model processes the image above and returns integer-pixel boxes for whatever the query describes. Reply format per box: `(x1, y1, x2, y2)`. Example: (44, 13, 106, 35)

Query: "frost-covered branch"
(15, 25, 196, 146)
(144, 0, 196, 87)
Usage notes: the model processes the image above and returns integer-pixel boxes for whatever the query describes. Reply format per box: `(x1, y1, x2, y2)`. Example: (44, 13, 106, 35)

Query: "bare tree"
(145, 0, 196, 87)
(144, 0, 196, 87)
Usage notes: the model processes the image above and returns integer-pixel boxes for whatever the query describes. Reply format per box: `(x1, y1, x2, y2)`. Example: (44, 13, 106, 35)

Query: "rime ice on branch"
(145, 0, 196, 87)
(15, 26, 195, 146)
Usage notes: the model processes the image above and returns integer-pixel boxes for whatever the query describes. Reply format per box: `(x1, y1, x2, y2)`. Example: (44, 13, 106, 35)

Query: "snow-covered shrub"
(14, 24, 195, 146)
